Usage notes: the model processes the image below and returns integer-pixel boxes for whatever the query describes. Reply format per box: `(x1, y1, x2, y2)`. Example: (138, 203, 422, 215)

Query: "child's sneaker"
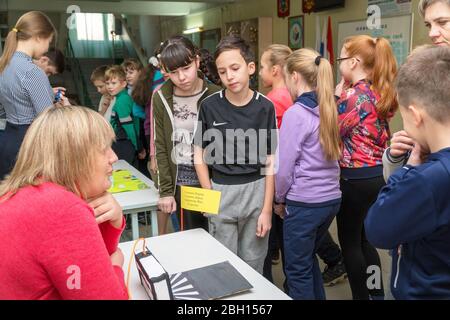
(322, 260, 347, 286)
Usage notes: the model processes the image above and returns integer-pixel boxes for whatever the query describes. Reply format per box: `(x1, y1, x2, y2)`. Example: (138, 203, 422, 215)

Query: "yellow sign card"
(180, 186, 221, 214)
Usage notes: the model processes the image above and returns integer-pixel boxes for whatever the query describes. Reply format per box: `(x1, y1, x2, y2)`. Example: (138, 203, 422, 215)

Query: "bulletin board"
(337, 14, 413, 68)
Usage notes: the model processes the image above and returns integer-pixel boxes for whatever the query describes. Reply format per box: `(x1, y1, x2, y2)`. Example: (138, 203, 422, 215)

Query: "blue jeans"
(284, 201, 341, 300)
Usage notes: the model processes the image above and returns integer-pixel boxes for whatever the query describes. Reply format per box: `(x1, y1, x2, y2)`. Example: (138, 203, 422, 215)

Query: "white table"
(119, 228, 291, 300)
(112, 160, 159, 239)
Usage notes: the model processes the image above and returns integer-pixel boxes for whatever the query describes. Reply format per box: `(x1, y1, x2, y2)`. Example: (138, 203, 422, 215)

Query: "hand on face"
(389, 130, 415, 158)
(407, 143, 429, 167)
(88, 192, 124, 229)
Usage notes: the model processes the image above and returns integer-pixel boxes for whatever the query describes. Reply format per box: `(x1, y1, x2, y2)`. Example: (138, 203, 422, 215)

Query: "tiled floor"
(121, 213, 392, 300)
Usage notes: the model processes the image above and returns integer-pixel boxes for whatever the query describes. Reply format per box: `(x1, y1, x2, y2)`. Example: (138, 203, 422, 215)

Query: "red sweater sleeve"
(98, 217, 126, 256)
(37, 203, 128, 300)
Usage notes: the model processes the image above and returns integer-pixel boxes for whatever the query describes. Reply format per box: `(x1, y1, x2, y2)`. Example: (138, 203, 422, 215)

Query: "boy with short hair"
(193, 36, 277, 274)
(91, 65, 113, 118)
(33, 48, 65, 76)
(365, 45, 450, 299)
(105, 65, 139, 155)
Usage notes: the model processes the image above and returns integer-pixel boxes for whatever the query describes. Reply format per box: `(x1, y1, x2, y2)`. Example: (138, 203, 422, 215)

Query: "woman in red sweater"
(0, 106, 128, 300)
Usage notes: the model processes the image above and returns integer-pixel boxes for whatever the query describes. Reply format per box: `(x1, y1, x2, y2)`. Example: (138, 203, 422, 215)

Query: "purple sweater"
(275, 92, 341, 204)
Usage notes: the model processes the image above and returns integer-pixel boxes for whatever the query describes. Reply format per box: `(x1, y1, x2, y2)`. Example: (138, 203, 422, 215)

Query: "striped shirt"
(0, 51, 54, 125)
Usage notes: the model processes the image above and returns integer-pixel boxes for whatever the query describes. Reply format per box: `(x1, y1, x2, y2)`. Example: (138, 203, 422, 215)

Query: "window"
(76, 13, 114, 41)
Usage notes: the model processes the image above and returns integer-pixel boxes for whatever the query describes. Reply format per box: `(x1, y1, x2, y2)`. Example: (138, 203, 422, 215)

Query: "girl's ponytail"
(0, 30, 19, 73)
(0, 11, 56, 74)
(372, 37, 398, 118)
(285, 49, 341, 161)
(316, 57, 341, 161)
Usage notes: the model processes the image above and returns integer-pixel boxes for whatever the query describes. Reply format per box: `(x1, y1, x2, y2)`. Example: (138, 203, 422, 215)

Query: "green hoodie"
(152, 77, 221, 198)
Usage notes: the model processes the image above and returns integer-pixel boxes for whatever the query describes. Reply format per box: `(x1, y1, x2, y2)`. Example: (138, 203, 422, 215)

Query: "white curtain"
(68, 13, 115, 58)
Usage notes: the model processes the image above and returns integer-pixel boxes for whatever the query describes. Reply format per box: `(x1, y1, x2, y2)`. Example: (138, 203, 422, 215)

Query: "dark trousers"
(317, 230, 342, 267)
(175, 185, 209, 232)
(0, 123, 30, 180)
(263, 212, 287, 290)
(283, 202, 341, 300)
(337, 176, 385, 300)
(263, 212, 342, 293)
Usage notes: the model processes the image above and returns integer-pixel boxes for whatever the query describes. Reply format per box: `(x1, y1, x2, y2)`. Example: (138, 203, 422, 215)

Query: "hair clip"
(315, 56, 322, 66)
(12, 27, 19, 33)
(149, 56, 159, 68)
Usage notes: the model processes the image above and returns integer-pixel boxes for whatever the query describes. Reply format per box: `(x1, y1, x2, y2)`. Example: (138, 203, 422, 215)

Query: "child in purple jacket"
(275, 49, 341, 300)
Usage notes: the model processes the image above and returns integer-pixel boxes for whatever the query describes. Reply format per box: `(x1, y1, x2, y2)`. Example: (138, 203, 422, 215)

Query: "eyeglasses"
(336, 56, 360, 64)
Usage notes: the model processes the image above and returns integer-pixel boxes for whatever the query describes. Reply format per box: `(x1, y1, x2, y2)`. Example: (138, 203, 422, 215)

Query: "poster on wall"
(368, 0, 412, 17)
(337, 14, 413, 78)
(288, 15, 304, 49)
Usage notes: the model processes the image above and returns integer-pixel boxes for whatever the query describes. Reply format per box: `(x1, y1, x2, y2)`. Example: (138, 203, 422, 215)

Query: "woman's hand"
(60, 95, 71, 106)
(52, 87, 66, 95)
(88, 192, 124, 228)
(389, 130, 415, 158)
(158, 196, 176, 214)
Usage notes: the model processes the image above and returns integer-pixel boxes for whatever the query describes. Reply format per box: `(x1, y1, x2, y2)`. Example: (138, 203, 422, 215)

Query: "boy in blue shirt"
(365, 45, 450, 299)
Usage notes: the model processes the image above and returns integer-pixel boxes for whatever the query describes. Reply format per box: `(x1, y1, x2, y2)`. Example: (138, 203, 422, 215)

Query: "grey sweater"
(382, 147, 408, 181)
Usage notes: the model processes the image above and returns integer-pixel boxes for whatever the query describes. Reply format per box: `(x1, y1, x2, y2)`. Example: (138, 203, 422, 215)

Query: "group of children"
(89, 58, 165, 168)
(80, 22, 450, 300)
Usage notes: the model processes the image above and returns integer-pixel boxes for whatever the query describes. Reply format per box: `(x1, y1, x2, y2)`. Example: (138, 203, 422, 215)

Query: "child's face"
(125, 67, 141, 87)
(93, 80, 108, 95)
(338, 47, 357, 83)
(259, 51, 274, 88)
(424, 1, 450, 47)
(105, 77, 127, 96)
(35, 56, 58, 76)
(166, 58, 200, 93)
(216, 49, 255, 94)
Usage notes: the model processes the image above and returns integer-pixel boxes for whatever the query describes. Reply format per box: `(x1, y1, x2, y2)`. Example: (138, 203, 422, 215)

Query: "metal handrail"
(66, 37, 94, 108)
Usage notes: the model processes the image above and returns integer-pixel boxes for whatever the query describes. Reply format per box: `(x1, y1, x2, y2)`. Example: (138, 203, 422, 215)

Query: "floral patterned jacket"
(337, 79, 391, 169)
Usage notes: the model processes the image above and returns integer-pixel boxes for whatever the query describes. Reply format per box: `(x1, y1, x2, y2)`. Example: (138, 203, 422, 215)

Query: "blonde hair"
(419, 0, 450, 17)
(105, 65, 126, 81)
(90, 65, 109, 82)
(0, 106, 115, 200)
(285, 48, 341, 161)
(343, 35, 398, 119)
(0, 11, 56, 73)
(264, 44, 292, 72)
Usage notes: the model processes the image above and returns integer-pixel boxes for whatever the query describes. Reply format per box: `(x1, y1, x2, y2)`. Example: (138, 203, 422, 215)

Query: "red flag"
(326, 16, 334, 65)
